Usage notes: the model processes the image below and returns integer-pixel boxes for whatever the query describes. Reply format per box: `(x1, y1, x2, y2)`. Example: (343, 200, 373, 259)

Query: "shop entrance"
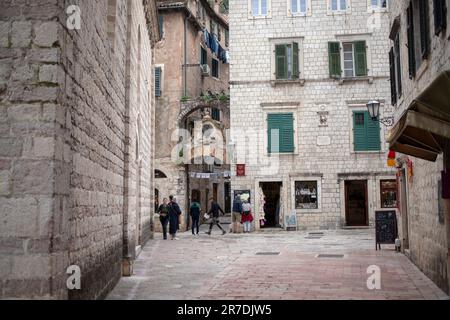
(260, 182, 282, 228)
(345, 180, 368, 226)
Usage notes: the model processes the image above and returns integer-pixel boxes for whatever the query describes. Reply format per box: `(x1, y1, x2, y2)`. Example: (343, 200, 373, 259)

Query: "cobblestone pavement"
(107, 224, 449, 300)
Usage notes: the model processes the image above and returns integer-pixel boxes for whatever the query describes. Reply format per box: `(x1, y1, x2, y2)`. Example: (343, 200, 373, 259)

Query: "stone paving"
(107, 223, 449, 300)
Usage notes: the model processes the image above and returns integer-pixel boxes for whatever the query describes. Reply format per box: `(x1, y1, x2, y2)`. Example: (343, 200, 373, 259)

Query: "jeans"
(160, 215, 169, 239)
(191, 214, 200, 234)
(209, 217, 225, 232)
(243, 221, 251, 232)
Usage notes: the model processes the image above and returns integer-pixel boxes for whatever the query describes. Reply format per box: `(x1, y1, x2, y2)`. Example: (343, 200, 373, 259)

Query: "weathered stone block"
(33, 137, 55, 158)
(11, 64, 36, 82)
(11, 21, 32, 48)
(0, 170, 11, 195)
(34, 22, 58, 47)
(39, 64, 58, 84)
(0, 21, 10, 48)
(12, 160, 54, 195)
(0, 197, 39, 237)
(7, 104, 41, 122)
(27, 48, 60, 63)
(0, 138, 22, 157)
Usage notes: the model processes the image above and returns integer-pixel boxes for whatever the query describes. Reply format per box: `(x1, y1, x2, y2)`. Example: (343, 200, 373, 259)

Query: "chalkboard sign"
(375, 210, 398, 250)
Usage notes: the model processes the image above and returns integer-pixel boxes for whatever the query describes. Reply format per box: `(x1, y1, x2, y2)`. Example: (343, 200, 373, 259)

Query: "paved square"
(107, 226, 449, 300)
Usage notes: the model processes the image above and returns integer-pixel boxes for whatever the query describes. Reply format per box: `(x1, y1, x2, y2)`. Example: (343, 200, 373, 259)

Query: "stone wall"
(388, 0, 450, 294)
(0, 0, 158, 299)
(229, 0, 396, 230)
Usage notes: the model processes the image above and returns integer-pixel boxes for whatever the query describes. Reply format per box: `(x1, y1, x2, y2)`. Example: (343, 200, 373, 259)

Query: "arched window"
(155, 170, 168, 178)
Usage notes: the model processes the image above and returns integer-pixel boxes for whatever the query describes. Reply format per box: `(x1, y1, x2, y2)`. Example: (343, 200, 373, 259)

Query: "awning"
(388, 70, 450, 162)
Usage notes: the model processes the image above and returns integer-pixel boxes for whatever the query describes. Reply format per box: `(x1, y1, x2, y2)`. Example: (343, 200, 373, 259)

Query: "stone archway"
(178, 97, 229, 126)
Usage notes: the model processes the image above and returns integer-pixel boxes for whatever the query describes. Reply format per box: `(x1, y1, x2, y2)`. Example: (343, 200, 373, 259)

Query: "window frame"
(380, 179, 398, 209)
(291, 177, 322, 213)
(328, 0, 352, 15)
(287, 0, 312, 17)
(200, 46, 208, 65)
(330, 39, 369, 79)
(154, 64, 164, 97)
(249, 0, 272, 19)
(367, 0, 388, 12)
(270, 37, 304, 82)
(211, 58, 219, 78)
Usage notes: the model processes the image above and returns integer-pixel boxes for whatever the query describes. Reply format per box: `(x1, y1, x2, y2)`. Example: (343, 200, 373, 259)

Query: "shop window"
(380, 180, 398, 208)
(295, 181, 318, 209)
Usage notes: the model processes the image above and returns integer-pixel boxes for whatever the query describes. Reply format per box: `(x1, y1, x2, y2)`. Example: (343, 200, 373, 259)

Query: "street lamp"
(366, 100, 395, 127)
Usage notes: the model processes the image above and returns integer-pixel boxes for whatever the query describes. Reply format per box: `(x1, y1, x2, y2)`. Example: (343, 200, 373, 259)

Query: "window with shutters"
(389, 31, 402, 105)
(407, 0, 430, 77)
(433, 0, 447, 36)
(328, 41, 367, 78)
(212, 59, 219, 78)
(267, 113, 295, 154)
(275, 43, 300, 80)
(250, 0, 271, 18)
(288, 0, 311, 16)
(352, 111, 381, 152)
(155, 66, 162, 97)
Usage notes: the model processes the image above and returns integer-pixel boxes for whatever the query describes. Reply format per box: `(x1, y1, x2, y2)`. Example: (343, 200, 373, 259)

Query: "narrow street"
(108, 223, 448, 300)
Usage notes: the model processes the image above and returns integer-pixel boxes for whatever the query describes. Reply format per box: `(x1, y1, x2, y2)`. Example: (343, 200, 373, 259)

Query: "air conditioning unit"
(200, 64, 210, 77)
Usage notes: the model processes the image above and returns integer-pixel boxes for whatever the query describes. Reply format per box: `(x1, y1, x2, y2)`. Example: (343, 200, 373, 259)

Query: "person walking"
(157, 198, 170, 240)
(241, 200, 254, 233)
(231, 195, 243, 233)
(168, 195, 182, 240)
(206, 200, 226, 236)
(190, 199, 201, 236)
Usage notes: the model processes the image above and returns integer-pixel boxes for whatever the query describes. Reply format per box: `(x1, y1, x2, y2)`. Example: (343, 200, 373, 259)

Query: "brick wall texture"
(0, 0, 158, 299)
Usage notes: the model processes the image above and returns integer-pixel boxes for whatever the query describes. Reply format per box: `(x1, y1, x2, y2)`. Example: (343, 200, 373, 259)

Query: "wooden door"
(345, 180, 368, 226)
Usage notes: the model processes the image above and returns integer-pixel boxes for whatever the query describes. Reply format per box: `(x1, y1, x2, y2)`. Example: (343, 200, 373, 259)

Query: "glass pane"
(371, 0, 378, 7)
(382, 0, 387, 8)
(295, 181, 319, 209)
(287, 45, 293, 79)
(381, 180, 397, 208)
(340, 0, 346, 10)
(291, 0, 297, 12)
(355, 113, 365, 125)
(261, 0, 267, 15)
(252, 0, 259, 15)
(300, 0, 307, 13)
(332, 0, 338, 10)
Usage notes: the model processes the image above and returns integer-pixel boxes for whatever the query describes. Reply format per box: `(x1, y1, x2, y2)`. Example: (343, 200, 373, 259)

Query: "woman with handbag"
(241, 200, 254, 233)
(168, 195, 182, 240)
(157, 198, 170, 240)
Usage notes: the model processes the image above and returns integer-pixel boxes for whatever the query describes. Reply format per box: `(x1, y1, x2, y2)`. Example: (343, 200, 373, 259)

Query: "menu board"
(375, 210, 398, 250)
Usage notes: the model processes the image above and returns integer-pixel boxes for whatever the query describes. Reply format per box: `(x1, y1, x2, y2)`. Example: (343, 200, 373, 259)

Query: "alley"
(107, 227, 448, 300)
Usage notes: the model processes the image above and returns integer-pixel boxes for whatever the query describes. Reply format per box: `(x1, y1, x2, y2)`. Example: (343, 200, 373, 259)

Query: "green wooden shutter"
(155, 67, 161, 97)
(389, 48, 397, 106)
(353, 111, 381, 152)
(407, 4, 416, 78)
(354, 41, 367, 77)
(292, 42, 299, 79)
(328, 42, 341, 78)
(395, 34, 402, 97)
(275, 45, 287, 79)
(353, 111, 367, 151)
(268, 113, 294, 153)
(366, 112, 381, 151)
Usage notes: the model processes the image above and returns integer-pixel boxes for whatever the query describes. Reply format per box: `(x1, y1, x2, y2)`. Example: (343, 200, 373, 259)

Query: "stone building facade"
(387, 0, 450, 294)
(229, 0, 396, 230)
(0, 0, 159, 299)
(154, 0, 230, 230)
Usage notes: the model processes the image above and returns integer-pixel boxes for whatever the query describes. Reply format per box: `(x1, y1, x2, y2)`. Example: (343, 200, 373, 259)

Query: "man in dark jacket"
(189, 199, 201, 236)
(168, 195, 182, 240)
(231, 195, 243, 234)
(206, 200, 226, 236)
